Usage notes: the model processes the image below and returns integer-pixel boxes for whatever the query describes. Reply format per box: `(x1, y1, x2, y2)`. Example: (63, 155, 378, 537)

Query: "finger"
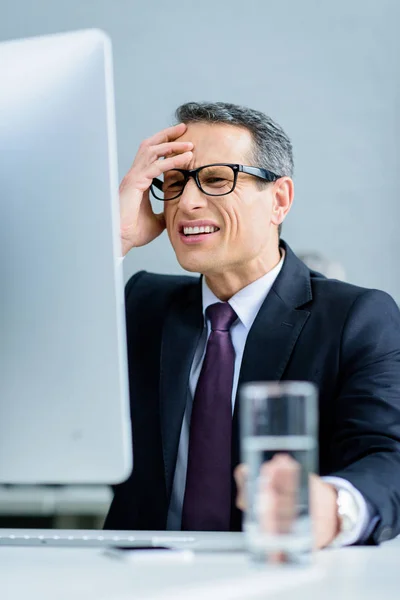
(270, 551, 289, 564)
(257, 490, 297, 519)
(257, 458, 299, 535)
(263, 496, 297, 519)
(236, 493, 246, 511)
(234, 464, 248, 485)
(234, 464, 248, 511)
(144, 123, 187, 147)
(258, 491, 296, 534)
(147, 151, 193, 179)
(149, 141, 194, 160)
(261, 455, 299, 496)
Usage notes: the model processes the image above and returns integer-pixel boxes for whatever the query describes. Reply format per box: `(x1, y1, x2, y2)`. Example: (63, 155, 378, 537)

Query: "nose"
(177, 177, 208, 212)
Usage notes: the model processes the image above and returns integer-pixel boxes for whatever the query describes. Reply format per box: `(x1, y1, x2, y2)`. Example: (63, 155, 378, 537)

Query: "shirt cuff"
(321, 476, 371, 546)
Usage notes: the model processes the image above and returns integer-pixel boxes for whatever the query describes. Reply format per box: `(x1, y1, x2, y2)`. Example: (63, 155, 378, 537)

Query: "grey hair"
(174, 101, 294, 236)
(175, 101, 294, 177)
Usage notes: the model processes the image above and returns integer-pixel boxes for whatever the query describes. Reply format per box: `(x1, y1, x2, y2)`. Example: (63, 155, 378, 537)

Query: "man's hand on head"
(119, 123, 193, 255)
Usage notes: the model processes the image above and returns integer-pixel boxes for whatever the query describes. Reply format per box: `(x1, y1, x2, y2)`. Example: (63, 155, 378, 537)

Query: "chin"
(176, 257, 207, 274)
(174, 251, 213, 275)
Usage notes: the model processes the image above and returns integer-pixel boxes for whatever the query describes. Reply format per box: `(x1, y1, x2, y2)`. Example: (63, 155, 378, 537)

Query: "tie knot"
(206, 302, 237, 332)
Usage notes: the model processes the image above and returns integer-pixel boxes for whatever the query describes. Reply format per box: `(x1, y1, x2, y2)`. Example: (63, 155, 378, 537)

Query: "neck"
(204, 244, 282, 301)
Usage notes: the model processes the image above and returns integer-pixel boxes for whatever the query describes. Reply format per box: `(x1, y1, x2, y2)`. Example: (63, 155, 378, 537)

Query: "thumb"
(234, 464, 248, 511)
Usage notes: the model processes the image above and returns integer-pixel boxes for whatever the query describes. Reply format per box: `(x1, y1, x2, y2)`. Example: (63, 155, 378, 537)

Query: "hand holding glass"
(240, 381, 318, 566)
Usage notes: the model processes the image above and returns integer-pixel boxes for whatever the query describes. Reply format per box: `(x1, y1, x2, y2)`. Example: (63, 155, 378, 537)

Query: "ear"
(270, 177, 294, 227)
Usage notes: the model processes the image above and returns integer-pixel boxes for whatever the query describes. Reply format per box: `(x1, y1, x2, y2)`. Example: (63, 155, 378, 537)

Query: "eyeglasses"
(150, 163, 281, 201)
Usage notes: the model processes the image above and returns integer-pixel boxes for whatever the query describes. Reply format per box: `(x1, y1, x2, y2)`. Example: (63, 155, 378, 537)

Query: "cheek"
(164, 205, 176, 234)
(217, 196, 242, 239)
(222, 203, 258, 241)
(224, 207, 240, 238)
(225, 195, 271, 246)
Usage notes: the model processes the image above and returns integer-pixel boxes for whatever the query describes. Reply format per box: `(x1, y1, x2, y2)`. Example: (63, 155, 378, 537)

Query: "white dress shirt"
(166, 254, 370, 544)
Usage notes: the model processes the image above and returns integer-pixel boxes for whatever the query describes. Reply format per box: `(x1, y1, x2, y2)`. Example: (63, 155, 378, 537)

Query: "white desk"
(0, 537, 399, 600)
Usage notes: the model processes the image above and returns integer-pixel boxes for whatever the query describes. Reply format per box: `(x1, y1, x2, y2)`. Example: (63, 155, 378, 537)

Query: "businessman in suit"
(104, 102, 400, 547)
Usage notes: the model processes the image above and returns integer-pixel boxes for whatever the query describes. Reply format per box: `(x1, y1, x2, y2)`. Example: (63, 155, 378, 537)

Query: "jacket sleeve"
(329, 289, 400, 544)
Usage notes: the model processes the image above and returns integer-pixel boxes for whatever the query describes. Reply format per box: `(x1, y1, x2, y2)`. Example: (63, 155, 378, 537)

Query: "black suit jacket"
(104, 241, 400, 544)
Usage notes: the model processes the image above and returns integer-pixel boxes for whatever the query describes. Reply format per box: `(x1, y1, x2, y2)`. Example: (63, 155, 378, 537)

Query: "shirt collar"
(201, 251, 285, 331)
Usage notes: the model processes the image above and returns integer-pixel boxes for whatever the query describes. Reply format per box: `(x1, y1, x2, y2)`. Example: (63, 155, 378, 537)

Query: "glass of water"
(240, 381, 318, 566)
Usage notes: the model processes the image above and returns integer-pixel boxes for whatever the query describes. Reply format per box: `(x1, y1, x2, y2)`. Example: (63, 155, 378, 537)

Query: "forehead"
(177, 122, 253, 166)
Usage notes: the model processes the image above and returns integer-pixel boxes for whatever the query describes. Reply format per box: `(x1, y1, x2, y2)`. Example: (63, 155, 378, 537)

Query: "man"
(104, 102, 400, 547)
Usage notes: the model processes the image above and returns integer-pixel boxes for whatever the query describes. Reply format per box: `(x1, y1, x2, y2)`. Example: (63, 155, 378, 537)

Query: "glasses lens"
(198, 165, 235, 196)
(152, 169, 186, 201)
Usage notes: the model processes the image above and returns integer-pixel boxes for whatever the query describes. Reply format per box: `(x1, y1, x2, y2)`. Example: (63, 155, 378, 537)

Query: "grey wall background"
(1, 0, 399, 300)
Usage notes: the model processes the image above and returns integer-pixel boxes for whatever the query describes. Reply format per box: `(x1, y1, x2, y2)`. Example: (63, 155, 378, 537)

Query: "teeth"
(183, 225, 219, 235)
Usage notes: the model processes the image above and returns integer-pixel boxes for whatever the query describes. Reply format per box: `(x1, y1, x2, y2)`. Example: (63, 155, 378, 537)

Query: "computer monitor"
(0, 29, 132, 484)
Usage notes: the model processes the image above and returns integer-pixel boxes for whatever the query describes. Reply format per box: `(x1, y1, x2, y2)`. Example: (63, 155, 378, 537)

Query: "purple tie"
(181, 302, 237, 531)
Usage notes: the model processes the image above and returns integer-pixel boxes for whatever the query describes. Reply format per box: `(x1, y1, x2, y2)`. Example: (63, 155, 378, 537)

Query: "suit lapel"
(237, 240, 313, 392)
(159, 279, 203, 501)
(231, 242, 313, 519)
(237, 288, 310, 388)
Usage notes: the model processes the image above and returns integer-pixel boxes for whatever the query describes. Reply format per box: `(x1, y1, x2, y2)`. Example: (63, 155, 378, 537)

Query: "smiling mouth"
(181, 225, 220, 236)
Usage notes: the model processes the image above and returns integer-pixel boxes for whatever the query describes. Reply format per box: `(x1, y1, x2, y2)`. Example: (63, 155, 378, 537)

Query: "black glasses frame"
(150, 163, 281, 201)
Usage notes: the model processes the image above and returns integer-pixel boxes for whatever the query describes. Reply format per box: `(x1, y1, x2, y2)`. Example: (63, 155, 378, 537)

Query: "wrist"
(311, 477, 340, 549)
(324, 483, 341, 547)
(120, 236, 134, 256)
(328, 486, 361, 547)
